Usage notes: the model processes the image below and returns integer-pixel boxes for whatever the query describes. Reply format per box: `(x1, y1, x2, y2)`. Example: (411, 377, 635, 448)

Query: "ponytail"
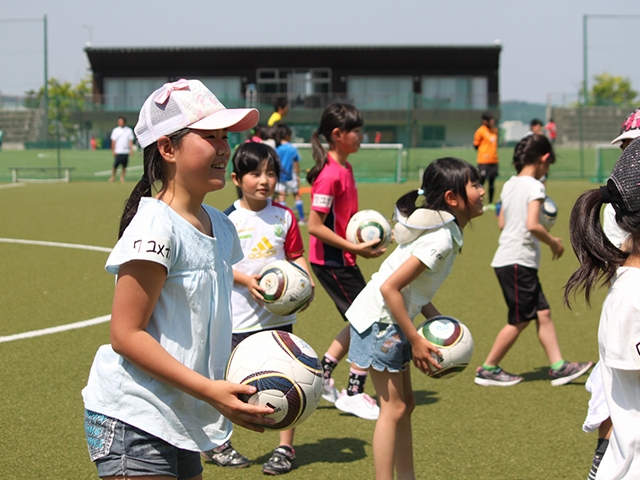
(564, 181, 628, 307)
(306, 103, 363, 185)
(118, 128, 189, 238)
(513, 134, 555, 173)
(307, 129, 328, 185)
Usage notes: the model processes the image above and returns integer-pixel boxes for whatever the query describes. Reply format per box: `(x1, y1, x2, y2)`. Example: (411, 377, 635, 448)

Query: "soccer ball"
(416, 316, 474, 379)
(225, 330, 323, 430)
(540, 196, 557, 231)
(346, 209, 392, 249)
(259, 260, 313, 316)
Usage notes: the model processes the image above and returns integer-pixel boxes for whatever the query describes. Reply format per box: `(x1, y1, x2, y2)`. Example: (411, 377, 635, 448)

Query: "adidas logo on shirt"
(248, 236, 277, 259)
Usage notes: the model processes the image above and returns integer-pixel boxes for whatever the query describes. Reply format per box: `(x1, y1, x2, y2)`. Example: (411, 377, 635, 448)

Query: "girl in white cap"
(565, 137, 640, 480)
(82, 79, 273, 479)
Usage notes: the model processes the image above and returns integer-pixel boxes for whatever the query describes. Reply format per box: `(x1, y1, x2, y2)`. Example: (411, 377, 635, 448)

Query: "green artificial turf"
(0, 177, 603, 479)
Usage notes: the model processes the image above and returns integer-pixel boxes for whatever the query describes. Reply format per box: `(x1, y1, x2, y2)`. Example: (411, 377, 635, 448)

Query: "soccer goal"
(594, 144, 621, 183)
(293, 143, 405, 183)
(10, 166, 75, 183)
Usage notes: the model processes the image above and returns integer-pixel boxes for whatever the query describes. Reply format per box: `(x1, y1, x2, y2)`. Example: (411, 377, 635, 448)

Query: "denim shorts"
(84, 410, 203, 479)
(348, 322, 411, 373)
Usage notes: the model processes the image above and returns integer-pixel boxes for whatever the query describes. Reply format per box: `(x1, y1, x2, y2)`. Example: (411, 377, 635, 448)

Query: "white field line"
(0, 238, 113, 343)
(94, 164, 143, 176)
(0, 315, 111, 344)
(0, 183, 26, 189)
(0, 238, 113, 253)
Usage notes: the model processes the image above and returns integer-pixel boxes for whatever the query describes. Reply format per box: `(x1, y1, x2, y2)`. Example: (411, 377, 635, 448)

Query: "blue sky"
(1, 0, 640, 104)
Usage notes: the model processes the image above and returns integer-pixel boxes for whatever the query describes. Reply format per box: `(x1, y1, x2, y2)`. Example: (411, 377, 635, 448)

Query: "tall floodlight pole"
(44, 14, 48, 142)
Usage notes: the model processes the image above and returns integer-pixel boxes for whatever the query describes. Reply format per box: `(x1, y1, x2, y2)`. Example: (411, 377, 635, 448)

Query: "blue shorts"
(84, 410, 203, 479)
(348, 323, 411, 373)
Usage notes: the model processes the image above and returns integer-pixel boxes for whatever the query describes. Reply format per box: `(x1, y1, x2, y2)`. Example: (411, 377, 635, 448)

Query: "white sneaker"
(322, 377, 339, 404)
(334, 389, 380, 420)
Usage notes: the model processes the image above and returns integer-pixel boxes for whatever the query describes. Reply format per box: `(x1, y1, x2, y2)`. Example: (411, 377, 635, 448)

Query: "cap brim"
(188, 108, 259, 133)
(611, 129, 640, 145)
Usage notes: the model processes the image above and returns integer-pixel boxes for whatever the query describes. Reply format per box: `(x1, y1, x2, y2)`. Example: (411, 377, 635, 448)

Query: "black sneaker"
(201, 441, 250, 468)
(262, 445, 295, 475)
(474, 366, 523, 386)
(549, 361, 593, 386)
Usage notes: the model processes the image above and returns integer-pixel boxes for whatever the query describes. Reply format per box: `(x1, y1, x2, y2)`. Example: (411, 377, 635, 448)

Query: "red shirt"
(309, 155, 358, 267)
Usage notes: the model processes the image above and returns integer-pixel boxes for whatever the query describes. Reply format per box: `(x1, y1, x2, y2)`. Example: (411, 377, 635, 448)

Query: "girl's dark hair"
(396, 157, 480, 219)
(275, 123, 292, 147)
(564, 180, 640, 307)
(118, 128, 190, 238)
(513, 134, 555, 173)
(307, 103, 363, 185)
(231, 142, 280, 198)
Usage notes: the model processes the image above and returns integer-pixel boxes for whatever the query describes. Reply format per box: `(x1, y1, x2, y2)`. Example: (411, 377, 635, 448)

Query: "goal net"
(594, 144, 620, 183)
(293, 143, 405, 183)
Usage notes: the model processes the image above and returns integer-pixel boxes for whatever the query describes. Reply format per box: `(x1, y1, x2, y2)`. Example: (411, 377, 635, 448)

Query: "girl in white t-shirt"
(82, 80, 275, 480)
(565, 137, 640, 480)
(475, 134, 592, 387)
(202, 141, 313, 475)
(344, 157, 485, 480)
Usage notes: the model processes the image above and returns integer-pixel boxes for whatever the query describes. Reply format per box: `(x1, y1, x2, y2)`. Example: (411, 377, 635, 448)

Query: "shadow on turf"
(253, 437, 368, 469)
(520, 366, 588, 385)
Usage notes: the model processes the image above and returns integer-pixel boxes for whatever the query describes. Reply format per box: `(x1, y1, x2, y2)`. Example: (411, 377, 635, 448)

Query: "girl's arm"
(379, 256, 442, 374)
(307, 209, 386, 259)
(420, 302, 441, 320)
(526, 199, 563, 260)
(497, 202, 505, 230)
(110, 260, 274, 432)
(234, 269, 264, 305)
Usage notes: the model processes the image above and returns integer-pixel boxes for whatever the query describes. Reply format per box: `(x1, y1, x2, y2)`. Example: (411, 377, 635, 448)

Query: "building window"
(421, 76, 487, 110)
(347, 77, 413, 110)
(199, 78, 242, 107)
(104, 78, 166, 111)
(257, 68, 331, 108)
(422, 125, 446, 141)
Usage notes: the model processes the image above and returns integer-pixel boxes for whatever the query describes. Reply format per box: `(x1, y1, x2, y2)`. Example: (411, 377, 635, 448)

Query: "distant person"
(374, 131, 382, 144)
(545, 118, 557, 144)
(474, 134, 593, 387)
(579, 107, 639, 480)
(473, 112, 499, 207)
(267, 97, 289, 127)
(108, 116, 134, 182)
(564, 138, 640, 480)
(275, 123, 306, 224)
(525, 118, 543, 137)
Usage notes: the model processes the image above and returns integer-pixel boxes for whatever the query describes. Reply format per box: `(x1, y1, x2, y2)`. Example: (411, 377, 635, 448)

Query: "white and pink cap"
(611, 107, 640, 145)
(135, 79, 259, 148)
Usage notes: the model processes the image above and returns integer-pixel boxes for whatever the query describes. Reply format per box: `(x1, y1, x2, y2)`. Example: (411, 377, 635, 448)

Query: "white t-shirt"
(346, 222, 463, 334)
(111, 125, 134, 154)
(224, 199, 304, 333)
(596, 267, 640, 479)
(491, 175, 546, 269)
(82, 198, 243, 451)
(603, 204, 628, 249)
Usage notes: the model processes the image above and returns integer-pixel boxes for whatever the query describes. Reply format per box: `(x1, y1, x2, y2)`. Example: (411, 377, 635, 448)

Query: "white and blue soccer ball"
(346, 209, 392, 249)
(416, 316, 474, 379)
(540, 196, 558, 231)
(225, 330, 323, 430)
(259, 260, 312, 316)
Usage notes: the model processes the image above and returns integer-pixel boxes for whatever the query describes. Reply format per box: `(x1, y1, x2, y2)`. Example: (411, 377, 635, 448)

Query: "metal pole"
(43, 14, 48, 143)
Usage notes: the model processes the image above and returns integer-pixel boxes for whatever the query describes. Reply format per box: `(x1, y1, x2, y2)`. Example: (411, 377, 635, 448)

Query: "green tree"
(24, 76, 92, 142)
(587, 73, 637, 106)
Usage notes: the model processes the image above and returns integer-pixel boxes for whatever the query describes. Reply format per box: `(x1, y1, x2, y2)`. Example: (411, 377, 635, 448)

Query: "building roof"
(85, 44, 501, 77)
